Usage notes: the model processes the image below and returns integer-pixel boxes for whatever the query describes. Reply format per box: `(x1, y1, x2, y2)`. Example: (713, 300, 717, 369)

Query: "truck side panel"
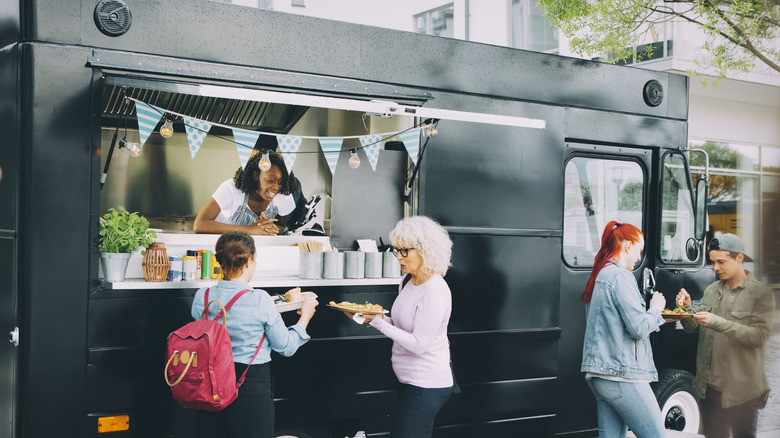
(19, 42, 93, 437)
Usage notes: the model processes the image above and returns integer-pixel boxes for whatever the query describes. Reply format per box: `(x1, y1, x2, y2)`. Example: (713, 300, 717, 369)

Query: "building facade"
(222, 0, 780, 283)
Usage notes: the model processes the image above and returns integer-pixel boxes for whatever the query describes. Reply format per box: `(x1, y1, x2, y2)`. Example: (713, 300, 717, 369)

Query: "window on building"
(414, 4, 454, 38)
(761, 174, 780, 283)
(211, 0, 273, 8)
(563, 157, 645, 267)
(511, 0, 559, 53)
(291, 0, 305, 6)
(689, 139, 771, 280)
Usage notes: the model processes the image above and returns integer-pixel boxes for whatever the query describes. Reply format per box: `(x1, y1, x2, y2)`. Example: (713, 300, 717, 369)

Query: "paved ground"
(756, 294, 780, 438)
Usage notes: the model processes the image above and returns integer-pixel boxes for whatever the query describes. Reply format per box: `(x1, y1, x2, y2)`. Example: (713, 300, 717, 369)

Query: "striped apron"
(215, 193, 279, 226)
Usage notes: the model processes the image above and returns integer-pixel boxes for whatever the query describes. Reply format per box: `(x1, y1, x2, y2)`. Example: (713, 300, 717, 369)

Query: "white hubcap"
(661, 391, 700, 432)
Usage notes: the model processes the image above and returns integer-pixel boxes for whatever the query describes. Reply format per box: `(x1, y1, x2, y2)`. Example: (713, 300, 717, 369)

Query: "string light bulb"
(258, 151, 272, 171)
(159, 119, 174, 138)
(348, 149, 361, 169)
(423, 124, 438, 137)
(119, 138, 143, 157)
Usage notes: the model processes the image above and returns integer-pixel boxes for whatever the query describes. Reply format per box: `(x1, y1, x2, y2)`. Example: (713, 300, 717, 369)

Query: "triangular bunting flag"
(318, 137, 344, 175)
(276, 135, 303, 171)
(183, 116, 213, 160)
(398, 128, 422, 165)
(359, 135, 382, 172)
(231, 128, 261, 169)
(134, 101, 165, 147)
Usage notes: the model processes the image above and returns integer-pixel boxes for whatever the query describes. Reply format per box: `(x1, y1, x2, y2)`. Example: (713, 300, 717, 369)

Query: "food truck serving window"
(563, 157, 645, 267)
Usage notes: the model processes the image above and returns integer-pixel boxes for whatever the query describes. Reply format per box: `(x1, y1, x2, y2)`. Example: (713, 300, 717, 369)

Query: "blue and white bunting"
(127, 98, 438, 175)
(398, 128, 422, 165)
(183, 116, 213, 160)
(134, 101, 165, 147)
(276, 135, 303, 171)
(318, 137, 344, 175)
(359, 135, 382, 172)
(231, 128, 261, 169)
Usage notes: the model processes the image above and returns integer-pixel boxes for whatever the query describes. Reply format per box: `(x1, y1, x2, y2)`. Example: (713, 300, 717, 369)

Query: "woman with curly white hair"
(348, 216, 454, 437)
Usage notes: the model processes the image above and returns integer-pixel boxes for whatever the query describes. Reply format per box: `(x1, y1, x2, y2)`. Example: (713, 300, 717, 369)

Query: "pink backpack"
(164, 288, 265, 411)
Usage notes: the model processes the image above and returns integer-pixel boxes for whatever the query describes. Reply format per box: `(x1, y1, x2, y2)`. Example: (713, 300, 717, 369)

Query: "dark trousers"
(390, 383, 453, 438)
(196, 363, 274, 438)
(701, 386, 760, 438)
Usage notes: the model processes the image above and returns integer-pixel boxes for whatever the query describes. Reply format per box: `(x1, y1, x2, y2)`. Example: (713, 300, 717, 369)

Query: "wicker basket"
(143, 242, 170, 282)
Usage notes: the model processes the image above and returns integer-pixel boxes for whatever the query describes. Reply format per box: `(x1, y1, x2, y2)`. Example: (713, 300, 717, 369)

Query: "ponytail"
(581, 221, 643, 304)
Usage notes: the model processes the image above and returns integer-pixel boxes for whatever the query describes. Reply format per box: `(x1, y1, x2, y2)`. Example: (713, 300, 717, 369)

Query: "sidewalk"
(629, 431, 780, 438)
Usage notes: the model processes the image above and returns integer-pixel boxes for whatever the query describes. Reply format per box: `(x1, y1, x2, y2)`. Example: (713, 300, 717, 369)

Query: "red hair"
(581, 221, 643, 304)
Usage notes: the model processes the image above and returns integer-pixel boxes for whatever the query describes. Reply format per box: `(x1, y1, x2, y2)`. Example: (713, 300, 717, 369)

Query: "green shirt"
(681, 271, 775, 408)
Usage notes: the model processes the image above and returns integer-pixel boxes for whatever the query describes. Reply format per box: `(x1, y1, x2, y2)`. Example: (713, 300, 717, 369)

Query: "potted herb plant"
(98, 206, 157, 282)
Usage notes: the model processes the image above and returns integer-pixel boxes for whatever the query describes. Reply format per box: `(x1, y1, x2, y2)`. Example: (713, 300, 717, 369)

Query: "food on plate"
(328, 300, 384, 313)
(284, 287, 302, 302)
(662, 307, 693, 315)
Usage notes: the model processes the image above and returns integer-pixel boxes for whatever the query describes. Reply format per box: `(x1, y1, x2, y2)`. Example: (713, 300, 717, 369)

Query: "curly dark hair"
(232, 151, 296, 196)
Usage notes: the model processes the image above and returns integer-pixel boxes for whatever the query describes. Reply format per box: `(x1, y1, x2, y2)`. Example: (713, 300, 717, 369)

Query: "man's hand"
(694, 312, 713, 327)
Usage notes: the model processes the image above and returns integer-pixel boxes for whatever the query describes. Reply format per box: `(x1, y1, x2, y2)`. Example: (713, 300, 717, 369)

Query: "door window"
(660, 153, 697, 262)
(563, 157, 644, 267)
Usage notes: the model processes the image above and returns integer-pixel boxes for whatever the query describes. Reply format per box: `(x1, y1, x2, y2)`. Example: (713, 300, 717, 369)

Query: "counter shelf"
(100, 277, 403, 290)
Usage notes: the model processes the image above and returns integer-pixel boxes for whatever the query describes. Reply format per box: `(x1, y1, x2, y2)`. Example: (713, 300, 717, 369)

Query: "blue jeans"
(391, 383, 453, 438)
(587, 377, 665, 438)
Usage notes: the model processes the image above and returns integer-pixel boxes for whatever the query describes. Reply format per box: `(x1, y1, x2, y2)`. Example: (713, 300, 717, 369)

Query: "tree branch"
(704, 0, 780, 72)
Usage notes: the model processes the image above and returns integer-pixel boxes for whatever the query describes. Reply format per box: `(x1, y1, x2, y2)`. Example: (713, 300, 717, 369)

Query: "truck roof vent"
(94, 0, 132, 37)
(643, 80, 664, 107)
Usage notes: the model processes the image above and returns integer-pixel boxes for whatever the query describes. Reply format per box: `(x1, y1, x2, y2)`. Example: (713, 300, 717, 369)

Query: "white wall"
(689, 81, 780, 149)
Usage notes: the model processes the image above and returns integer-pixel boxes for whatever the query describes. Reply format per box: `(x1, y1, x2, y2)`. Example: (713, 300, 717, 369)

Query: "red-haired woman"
(580, 221, 667, 438)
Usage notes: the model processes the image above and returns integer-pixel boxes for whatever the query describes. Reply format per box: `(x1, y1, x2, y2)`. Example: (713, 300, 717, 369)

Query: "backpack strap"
(213, 289, 251, 321)
(237, 333, 266, 388)
(203, 288, 267, 387)
(203, 288, 252, 321)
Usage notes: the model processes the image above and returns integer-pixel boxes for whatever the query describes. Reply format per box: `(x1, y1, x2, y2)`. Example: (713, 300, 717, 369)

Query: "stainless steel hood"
(101, 84, 309, 133)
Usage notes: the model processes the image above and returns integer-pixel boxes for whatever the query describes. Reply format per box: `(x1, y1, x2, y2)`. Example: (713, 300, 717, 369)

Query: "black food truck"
(0, 1, 714, 437)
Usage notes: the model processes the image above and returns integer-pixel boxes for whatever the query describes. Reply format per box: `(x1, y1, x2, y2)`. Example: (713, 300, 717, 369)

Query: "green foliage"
(539, 0, 780, 81)
(98, 207, 157, 253)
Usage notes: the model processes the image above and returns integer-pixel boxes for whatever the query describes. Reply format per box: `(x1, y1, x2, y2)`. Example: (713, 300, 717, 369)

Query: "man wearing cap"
(676, 234, 775, 438)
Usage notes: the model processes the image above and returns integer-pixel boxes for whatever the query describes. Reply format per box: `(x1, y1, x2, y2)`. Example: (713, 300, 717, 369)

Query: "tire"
(653, 369, 701, 433)
(275, 423, 333, 438)
(275, 430, 318, 438)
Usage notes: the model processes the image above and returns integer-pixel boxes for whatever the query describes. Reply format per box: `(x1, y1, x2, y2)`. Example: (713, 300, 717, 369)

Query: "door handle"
(9, 327, 18, 347)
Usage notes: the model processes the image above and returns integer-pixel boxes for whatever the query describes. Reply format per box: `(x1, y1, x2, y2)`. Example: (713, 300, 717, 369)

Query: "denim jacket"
(581, 260, 665, 381)
(191, 280, 310, 365)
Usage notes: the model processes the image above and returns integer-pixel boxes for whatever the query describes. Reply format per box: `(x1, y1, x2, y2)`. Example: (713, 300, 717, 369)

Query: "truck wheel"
(276, 431, 318, 438)
(653, 369, 701, 433)
(276, 423, 332, 438)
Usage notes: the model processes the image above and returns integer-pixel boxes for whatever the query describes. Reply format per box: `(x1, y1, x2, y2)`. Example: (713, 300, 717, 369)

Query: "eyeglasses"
(392, 247, 415, 258)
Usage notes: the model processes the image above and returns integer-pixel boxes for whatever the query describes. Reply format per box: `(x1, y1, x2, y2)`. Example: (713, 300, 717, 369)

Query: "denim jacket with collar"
(581, 260, 665, 381)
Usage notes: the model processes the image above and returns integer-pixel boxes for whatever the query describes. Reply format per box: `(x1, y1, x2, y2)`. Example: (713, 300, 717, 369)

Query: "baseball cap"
(708, 233, 753, 262)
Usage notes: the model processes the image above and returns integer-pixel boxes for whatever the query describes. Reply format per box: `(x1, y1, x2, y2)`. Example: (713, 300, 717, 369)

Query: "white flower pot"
(100, 252, 131, 282)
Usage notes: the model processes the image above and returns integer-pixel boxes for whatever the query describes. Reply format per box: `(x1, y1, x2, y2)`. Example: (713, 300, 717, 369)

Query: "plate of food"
(327, 300, 388, 315)
(662, 307, 694, 321)
(274, 287, 317, 313)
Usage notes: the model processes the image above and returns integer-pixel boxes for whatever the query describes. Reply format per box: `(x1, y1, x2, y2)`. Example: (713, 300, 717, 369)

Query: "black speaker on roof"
(643, 79, 664, 107)
(94, 0, 132, 37)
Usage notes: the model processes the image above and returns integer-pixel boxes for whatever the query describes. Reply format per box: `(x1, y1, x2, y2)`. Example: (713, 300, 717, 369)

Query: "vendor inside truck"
(193, 149, 306, 235)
